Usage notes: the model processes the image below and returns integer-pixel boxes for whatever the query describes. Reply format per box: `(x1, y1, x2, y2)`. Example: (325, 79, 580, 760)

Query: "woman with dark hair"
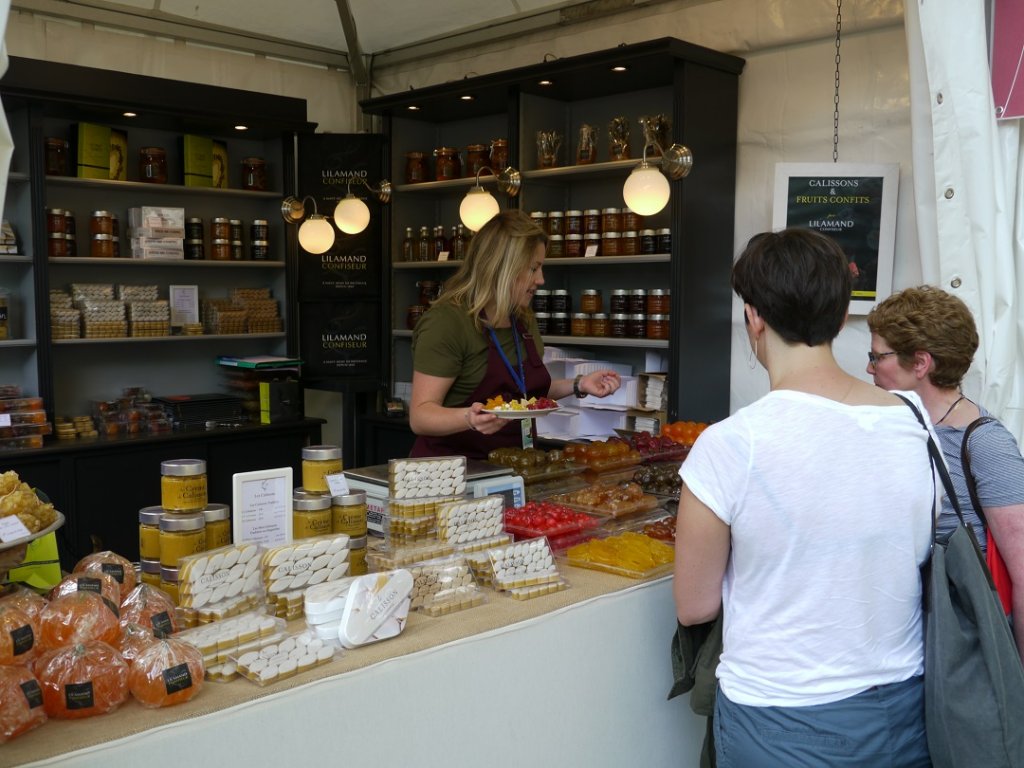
(674, 228, 933, 767)
(409, 210, 620, 459)
(868, 285, 1024, 660)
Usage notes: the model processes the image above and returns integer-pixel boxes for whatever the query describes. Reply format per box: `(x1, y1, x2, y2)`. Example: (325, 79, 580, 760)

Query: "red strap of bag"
(962, 417, 1014, 614)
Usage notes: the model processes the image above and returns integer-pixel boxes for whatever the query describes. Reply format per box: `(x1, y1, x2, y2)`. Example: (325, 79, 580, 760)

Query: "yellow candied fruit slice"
(567, 532, 674, 571)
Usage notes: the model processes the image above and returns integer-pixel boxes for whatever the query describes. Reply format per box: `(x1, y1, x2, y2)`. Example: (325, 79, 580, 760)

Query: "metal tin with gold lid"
(301, 445, 343, 492)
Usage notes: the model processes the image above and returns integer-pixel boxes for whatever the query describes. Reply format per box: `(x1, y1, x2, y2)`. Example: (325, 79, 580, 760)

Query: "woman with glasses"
(674, 229, 933, 767)
(867, 285, 1024, 661)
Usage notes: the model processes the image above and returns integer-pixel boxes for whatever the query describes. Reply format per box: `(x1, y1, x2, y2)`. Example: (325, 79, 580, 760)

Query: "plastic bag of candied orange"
(119, 584, 179, 638)
(38, 591, 121, 651)
(73, 551, 136, 602)
(0, 584, 48, 621)
(49, 571, 121, 618)
(35, 640, 129, 719)
(129, 638, 205, 708)
(0, 603, 41, 665)
(119, 622, 159, 663)
(0, 664, 47, 742)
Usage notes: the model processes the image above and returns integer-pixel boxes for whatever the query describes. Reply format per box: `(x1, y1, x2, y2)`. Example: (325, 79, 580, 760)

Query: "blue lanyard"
(489, 320, 527, 397)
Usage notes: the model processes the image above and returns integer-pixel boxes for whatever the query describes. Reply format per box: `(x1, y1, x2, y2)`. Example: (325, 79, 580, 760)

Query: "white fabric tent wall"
(905, 0, 1024, 443)
(0, 0, 12, 220)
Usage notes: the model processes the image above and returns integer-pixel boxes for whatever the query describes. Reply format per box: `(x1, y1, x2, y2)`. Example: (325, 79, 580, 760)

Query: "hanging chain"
(833, 0, 842, 162)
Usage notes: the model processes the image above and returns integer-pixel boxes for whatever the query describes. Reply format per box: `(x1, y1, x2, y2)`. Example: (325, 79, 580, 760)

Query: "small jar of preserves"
(571, 313, 591, 337)
(111, 236, 120, 258)
(601, 232, 622, 257)
(622, 208, 643, 232)
(229, 219, 243, 242)
(293, 493, 333, 539)
(646, 314, 670, 340)
(406, 304, 427, 330)
(251, 240, 269, 261)
(140, 558, 161, 589)
(547, 235, 565, 258)
(46, 208, 66, 234)
(203, 503, 232, 550)
(433, 147, 460, 181)
(159, 566, 180, 604)
(621, 231, 639, 256)
(580, 289, 602, 314)
(583, 233, 601, 257)
(139, 146, 168, 184)
(160, 459, 208, 512)
(65, 233, 77, 257)
(547, 210, 565, 237)
(90, 233, 114, 258)
(489, 138, 509, 170)
(647, 288, 671, 314)
(610, 313, 629, 338)
(158, 512, 206, 568)
(211, 217, 231, 240)
(405, 152, 427, 183)
(590, 313, 610, 337)
(110, 214, 120, 237)
(302, 445, 343, 492)
(640, 229, 657, 255)
(185, 218, 204, 241)
(532, 289, 550, 313)
(583, 209, 601, 235)
(185, 239, 204, 260)
(230, 240, 245, 261)
(534, 311, 550, 334)
(241, 157, 268, 191)
(628, 313, 647, 338)
(628, 289, 647, 314)
(48, 232, 68, 258)
(601, 207, 622, 234)
(331, 490, 368, 538)
(251, 219, 269, 241)
(64, 211, 76, 237)
(550, 289, 571, 313)
(610, 289, 629, 313)
(657, 228, 672, 253)
(529, 211, 547, 231)
(210, 238, 231, 261)
(349, 536, 368, 576)
(565, 234, 583, 258)
(465, 144, 489, 177)
(551, 312, 570, 336)
(138, 505, 165, 562)
(90, 211, 114, 236)
(565, 210, 583, 236)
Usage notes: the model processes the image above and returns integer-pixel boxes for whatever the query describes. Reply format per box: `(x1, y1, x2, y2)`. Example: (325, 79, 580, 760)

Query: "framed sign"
(232, 467, 293, 547)
(772, 162, 899, 314)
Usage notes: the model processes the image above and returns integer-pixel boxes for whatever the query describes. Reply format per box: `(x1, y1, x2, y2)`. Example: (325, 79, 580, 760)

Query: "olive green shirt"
(411, 302, 544, 407)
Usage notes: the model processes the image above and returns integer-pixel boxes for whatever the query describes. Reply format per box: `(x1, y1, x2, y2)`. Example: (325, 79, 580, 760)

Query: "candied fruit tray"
(546, 483, 661, 520)
(503, 501, 603, 542)
(564, 530, 675, 579)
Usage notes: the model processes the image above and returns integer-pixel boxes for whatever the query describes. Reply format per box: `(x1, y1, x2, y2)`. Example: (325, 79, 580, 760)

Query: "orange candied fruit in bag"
(0, 585, 49, 622)
(73, 551, 136, 602)
(36, 640, 129, 719)
(129, 638, 205, 708)
(0, 604, 41, 665)
(119, 584, 179, 637)
(38, 591, 121, 651)
(119, 622, 159, 663)
(0, 664, 47, 743)
(50, 571, 121, 618)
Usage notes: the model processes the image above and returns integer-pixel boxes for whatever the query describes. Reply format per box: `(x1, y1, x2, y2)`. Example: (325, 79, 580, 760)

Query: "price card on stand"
(232, 467, 293, 546)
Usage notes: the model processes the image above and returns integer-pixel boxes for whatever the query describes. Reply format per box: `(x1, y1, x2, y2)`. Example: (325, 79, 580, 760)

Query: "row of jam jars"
(404, 140, 509, 184)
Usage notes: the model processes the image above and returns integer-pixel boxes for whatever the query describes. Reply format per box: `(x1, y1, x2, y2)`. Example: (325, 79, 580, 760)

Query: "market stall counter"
(3, 569, 705, 768)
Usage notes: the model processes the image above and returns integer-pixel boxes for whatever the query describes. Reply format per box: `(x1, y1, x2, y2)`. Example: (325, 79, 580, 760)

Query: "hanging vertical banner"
(296, 133, 384, 299)
(772, 162, 899, 315)
(299, 300, 381, 384)
(992, 0, 1024, 119)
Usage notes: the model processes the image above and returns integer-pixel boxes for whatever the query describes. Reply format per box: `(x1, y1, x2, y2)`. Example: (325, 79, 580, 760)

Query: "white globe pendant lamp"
(297, 214, 335, 254)
(333, 194, 372, 235)
(622, 162, 671, 216)
(460, 187, 500, 232)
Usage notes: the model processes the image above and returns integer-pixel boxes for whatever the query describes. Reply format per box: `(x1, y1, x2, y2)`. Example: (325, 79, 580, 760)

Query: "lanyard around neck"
(489, 320, 526, 397)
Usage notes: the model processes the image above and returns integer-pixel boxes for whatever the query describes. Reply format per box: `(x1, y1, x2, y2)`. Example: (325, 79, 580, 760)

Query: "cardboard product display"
(181, 134, 213, 187)
(74, 122, 111, 179)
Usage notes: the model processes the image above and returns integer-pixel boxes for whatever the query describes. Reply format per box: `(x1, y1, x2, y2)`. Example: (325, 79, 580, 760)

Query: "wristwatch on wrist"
(573, 374, 587, 399)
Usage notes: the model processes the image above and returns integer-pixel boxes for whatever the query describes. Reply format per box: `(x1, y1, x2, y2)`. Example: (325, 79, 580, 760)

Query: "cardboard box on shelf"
(181, 134, 213, 187)
(73, 122, 111, 179)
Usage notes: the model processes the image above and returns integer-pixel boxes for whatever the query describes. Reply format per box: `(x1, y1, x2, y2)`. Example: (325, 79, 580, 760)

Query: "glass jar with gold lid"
(293, 492, 332, 539)
(202, 503, 232, 550)
(138, 505, 165, 562)
(158, 512, 206, 568)
(160, 459, 208, 512)
(331, 490, 368, 538)
(301, 445, 343, 493)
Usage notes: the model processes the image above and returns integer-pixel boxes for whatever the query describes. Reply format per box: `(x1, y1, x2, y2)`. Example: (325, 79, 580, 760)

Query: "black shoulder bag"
(897, 394, 1024, 768)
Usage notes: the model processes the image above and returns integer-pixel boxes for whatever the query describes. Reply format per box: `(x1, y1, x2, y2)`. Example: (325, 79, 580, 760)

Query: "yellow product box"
(109, 129, 128, 181)
(212, 140, 229, 188)
(73, 122, 111, 179)
(181, 134, 213, 187)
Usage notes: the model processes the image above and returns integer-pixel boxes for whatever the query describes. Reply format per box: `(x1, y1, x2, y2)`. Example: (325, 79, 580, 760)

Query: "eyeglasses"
(867, 350, 898, 366)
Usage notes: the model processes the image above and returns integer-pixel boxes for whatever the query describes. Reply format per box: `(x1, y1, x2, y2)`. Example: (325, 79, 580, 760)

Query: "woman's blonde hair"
(435, 209, 547, 330)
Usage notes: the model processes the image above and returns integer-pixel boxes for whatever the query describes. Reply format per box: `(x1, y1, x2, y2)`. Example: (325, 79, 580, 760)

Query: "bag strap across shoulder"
(961, 416, 995, 529)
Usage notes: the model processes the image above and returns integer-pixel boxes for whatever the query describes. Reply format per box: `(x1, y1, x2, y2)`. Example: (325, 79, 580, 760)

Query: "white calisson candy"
(231, 628, 339, 687)
(388, 456, 467, 500)
(337, 570, 414, 649)
(487, 537, 559, 591)
(436, 495, 505, 545)
(261, 533, 351, 596)
(177, 543, 263, 610)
